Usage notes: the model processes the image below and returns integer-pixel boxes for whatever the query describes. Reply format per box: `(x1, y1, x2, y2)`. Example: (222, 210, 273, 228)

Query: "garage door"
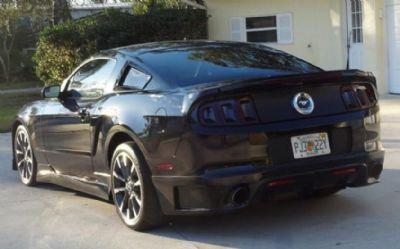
(387, 0, 400, 93)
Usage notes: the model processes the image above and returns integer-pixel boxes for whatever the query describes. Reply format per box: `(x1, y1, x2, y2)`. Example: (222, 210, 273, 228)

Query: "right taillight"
(341, 84, 377, 110)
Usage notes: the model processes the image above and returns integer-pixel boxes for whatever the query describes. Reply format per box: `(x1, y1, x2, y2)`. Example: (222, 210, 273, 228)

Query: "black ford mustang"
(12, 41, 384, 230)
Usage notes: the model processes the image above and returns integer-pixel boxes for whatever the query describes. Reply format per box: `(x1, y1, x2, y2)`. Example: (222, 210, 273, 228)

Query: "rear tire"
(14, 125, 37, 186)
(111, 142, 165, 231)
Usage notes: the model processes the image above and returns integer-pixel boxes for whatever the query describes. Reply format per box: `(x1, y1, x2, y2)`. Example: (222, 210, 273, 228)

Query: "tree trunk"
(0, 57, 8, 82)
(149, 0, 158, 13)
(0, 33, 13, 83)
(53, 0, 71, 25)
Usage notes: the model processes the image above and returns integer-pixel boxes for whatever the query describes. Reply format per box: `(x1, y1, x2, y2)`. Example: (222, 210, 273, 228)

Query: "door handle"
(78, 108, 90, 122)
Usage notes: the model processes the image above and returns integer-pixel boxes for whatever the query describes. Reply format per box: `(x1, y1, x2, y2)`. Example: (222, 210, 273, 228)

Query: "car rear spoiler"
(205, 70, 377, 96)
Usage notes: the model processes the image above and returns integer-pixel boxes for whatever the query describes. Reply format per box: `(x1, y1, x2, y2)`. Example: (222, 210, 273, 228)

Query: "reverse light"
(199, 97, 259, 126)
(364, 114, 378, 125)
(364, 140, 379, 152)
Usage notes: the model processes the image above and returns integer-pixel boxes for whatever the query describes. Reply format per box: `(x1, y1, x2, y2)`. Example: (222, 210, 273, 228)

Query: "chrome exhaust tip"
(229, 185, 250, 206)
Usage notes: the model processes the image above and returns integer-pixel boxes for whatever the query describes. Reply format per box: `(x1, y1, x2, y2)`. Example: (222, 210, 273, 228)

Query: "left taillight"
(341, 84, 377, 111)
(198, 97, 259, 126)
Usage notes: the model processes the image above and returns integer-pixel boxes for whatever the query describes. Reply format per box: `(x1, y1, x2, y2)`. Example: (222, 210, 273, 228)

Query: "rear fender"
(104, 125, 149, 165)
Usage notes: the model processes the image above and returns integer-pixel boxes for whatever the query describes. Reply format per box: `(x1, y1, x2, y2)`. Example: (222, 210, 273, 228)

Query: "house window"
(245, 16, 278, 43)
(230, 13, 293, 44)
(350, 0, 363, 43)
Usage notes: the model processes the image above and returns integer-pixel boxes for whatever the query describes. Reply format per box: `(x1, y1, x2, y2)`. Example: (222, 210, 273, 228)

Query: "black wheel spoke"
(22, 164, 26, 178)
(113, 170, 125, 183)
(117, 156, 129, 180)
(119, 191, 129, 212)
(17, 160, 24, 168)
(128, 198, 135, 219)
(132, 191, 142, 207)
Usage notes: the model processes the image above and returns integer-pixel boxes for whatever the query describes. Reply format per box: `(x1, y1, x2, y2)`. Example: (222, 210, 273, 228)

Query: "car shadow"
(34, 182, 113, 203)
(151, 193, 368, 243)
(6, 166, 398, 249)
(146, 168, 400, 249)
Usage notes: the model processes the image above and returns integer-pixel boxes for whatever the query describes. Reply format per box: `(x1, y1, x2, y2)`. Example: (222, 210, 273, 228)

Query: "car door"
(43, 58, 116, 176)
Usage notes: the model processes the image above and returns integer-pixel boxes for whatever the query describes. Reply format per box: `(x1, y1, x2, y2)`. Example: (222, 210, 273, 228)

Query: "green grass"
(0, 81, 42, 91)
(0, 92, 41, 132)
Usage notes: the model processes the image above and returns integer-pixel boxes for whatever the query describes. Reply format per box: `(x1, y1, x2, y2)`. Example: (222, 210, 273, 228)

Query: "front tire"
(14, 125, 37, 186)
(111, 142, 164, 230)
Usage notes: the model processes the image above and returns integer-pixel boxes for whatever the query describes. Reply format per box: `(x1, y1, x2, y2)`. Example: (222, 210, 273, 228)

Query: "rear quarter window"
(120, 67, 151, 89)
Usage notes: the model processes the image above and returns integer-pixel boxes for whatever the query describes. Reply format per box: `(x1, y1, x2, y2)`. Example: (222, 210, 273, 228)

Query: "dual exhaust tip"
(229, 185, 250, 206)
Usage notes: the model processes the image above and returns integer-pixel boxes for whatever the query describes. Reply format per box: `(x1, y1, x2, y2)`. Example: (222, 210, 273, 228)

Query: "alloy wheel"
(112, 151, 142, 226)
(15, 127, 34, 185)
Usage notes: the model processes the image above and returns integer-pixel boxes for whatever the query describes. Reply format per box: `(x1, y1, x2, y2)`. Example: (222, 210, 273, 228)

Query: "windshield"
(138, 42, 322, 88)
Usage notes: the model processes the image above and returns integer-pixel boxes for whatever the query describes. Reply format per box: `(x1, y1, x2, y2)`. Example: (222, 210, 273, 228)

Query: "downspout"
(345, 0, 351, 70)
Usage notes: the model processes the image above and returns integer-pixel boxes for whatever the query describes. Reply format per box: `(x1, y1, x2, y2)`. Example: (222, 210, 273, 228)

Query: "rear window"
(138, 43, 321, 88)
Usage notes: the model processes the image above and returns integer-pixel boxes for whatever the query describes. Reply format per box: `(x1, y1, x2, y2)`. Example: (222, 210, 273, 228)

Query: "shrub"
(34, 9, 208, 85)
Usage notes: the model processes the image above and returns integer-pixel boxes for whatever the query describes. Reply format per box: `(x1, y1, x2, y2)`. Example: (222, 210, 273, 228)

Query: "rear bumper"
(153, 149, 384, 215)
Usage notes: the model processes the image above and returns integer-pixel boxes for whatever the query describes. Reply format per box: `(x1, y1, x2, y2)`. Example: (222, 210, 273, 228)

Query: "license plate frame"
(291, 132, 331, 159)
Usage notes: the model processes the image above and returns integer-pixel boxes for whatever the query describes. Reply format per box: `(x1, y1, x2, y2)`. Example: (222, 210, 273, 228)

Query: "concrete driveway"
(0, 95, 399, 249)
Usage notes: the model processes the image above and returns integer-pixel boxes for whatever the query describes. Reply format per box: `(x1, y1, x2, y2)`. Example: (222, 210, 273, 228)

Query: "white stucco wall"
(205, 0, 387, 94)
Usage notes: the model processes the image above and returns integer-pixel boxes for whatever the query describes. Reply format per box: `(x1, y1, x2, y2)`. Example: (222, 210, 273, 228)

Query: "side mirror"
(42, 85, 61, 99)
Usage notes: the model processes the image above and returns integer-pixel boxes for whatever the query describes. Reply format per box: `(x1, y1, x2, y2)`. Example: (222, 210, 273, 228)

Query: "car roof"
(106, 40, 281, 58)
(92, 40, 322, 89)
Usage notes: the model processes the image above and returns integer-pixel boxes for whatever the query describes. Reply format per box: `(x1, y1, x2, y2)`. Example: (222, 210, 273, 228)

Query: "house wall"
(362, 0, 387, 94)
(385, 0, 400, 93)
(205, 0, 387, 94)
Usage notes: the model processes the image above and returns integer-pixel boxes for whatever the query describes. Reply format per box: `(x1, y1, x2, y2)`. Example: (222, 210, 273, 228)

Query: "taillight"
(199, 97, 259, 126)
(341, 84, 377, 110)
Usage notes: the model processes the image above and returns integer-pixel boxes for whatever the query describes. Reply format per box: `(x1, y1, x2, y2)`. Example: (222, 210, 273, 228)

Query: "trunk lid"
(187, 70, 377, 125)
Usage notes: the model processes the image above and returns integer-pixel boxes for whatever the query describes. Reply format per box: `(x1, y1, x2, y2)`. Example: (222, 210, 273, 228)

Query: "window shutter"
(277, 13, 293, 44)
(229, 17, 245, 42)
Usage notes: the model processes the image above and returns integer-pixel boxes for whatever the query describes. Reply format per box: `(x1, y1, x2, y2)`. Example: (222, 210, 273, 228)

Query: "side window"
(246, 16, 278, 43)
(120, 67, 151, 89)
(68, 59, 116, 98)
(350, 0, 363, 43)
(229, 13, 293, 44)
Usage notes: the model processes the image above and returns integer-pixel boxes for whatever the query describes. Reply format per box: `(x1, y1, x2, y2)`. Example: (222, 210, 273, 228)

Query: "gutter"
(345, 0, 350, 70)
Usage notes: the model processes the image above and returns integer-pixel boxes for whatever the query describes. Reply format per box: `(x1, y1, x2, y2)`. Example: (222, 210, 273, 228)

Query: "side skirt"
(36, 163, 110, 200)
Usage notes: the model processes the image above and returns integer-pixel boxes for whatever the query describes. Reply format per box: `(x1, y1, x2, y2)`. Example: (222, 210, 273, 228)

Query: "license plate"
(291, 133, 331, 159)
